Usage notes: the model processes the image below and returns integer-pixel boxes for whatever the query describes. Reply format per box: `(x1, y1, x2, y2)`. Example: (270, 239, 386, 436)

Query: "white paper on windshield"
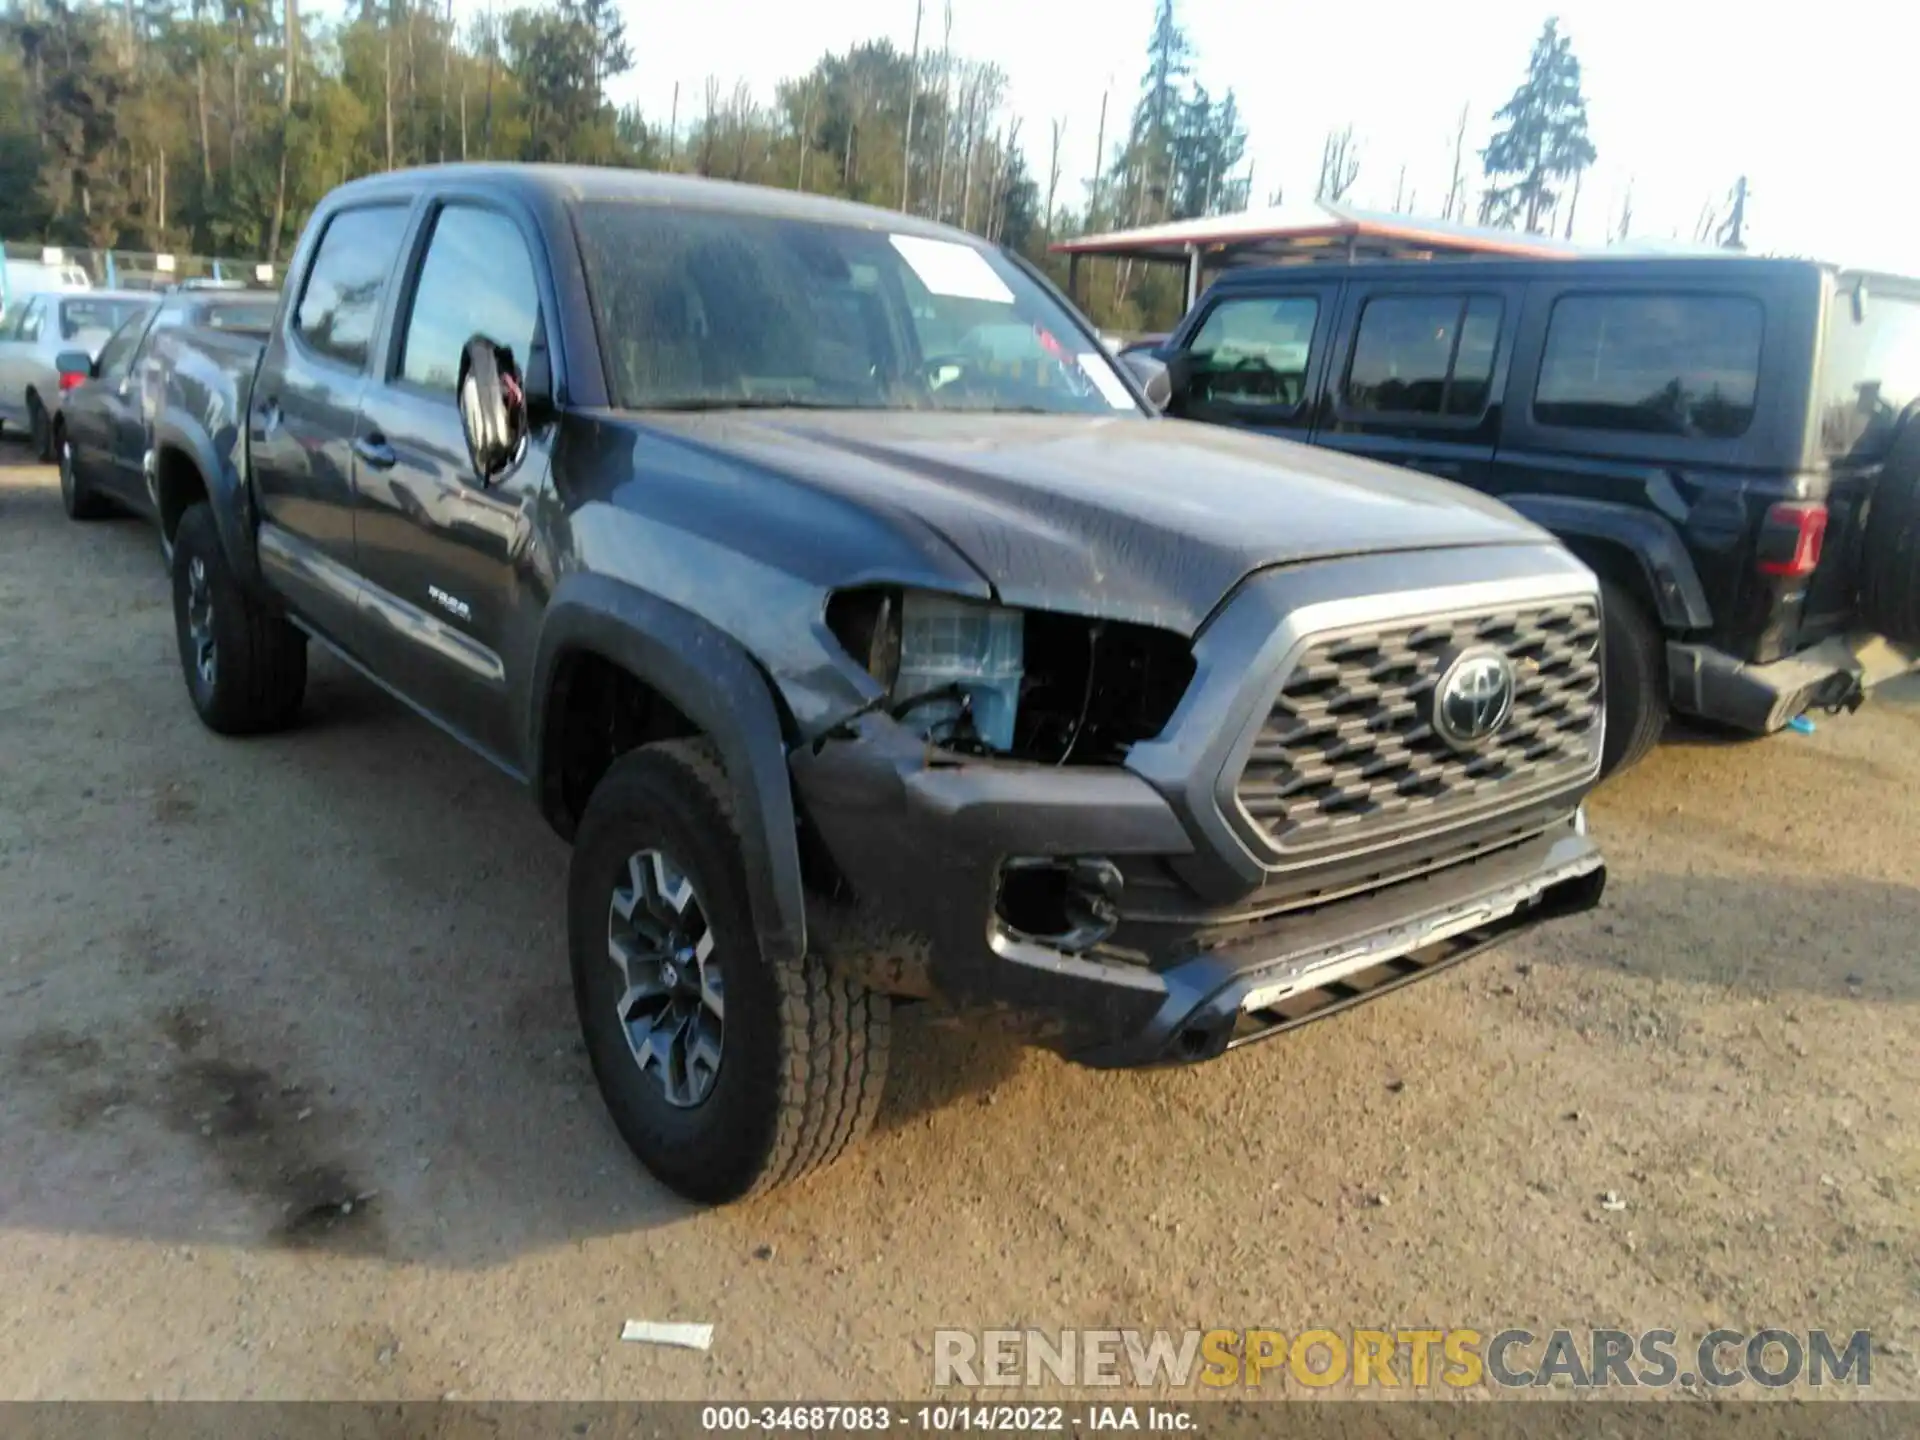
(1077, 353, 1139, 410)
(889, 235, 1015, 304)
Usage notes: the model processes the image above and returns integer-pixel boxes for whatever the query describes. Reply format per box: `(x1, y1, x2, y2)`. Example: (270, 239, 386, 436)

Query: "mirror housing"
(1118, 352, 1172, 413)
(54, 349, 96, 384)
(458, 335, 527, 482)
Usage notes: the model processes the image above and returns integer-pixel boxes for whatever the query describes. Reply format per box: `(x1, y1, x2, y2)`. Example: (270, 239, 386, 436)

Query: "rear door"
(0, 296, 48, 423)
(1167, 280, 1342, 442)
(349, 196, 554, 769)
(1309, 277, 1525, 491)
(248, 201, 417, 649)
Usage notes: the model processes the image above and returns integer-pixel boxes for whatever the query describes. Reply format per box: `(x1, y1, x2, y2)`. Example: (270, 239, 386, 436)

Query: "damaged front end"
(791, 550, 1609, 1066)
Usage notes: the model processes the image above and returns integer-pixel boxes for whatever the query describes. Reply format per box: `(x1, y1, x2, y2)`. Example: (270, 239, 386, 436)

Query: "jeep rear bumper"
(791, 715, 1604, 1067)
(1667, 632, 1920, 733)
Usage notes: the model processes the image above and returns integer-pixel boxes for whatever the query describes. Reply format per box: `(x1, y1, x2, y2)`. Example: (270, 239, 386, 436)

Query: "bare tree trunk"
(196, 57, 212, 183)
(266, 0, 296, 259)
(228, 11, 243, 171)
(1564, 169, 1582, 239)
(404, 5, 417, 163)
(699, 77, 718, 175)
(1088, 88, 1107, 222)
(481, 0, 495, 156)
(438, 0, 452, 161)
(899, 0, 923, 211)
(667, 81, 678, 168)
(795, 80, 816, 190)
(383, 29, 394, 169)
(158, 147, 167, 239)
(958, 91, 978, 231)
(459, 80, 467, 158)
(931, 3, 954, 221)
(1043, 117, 1063, 246)
(1444, 104, 1468, 221)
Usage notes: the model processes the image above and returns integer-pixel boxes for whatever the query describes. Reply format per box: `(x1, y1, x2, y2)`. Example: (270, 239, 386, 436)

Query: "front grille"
(1234, 599, 1601, 855)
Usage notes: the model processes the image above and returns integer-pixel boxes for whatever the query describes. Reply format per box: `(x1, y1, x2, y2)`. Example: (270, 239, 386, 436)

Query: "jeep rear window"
(572, 201, 1140, 416)
(1818, 283, 1920, 465)
(1533, 293, 1762, 439)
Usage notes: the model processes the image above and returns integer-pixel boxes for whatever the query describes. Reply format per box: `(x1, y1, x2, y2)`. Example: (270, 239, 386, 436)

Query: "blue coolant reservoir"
(894, 593, 1025, 751)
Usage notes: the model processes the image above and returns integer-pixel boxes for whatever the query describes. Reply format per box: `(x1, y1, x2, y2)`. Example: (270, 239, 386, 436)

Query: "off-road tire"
(569, 738, 890, 1204)
(1859, 418, 1920, 649)
(1598, 578, 1666, 778)
(170, 502, 307, 734)
(28, 394, 54, 462)
(56, 421, 112, 520)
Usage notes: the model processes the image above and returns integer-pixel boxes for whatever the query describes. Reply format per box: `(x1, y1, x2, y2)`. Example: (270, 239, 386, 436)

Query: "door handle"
(353, 434, 397, 469)
(255, 398, 282, 437)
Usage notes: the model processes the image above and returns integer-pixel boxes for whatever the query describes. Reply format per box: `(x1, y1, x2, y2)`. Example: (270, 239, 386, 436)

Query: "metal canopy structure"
(1051, 200, 1588, 310)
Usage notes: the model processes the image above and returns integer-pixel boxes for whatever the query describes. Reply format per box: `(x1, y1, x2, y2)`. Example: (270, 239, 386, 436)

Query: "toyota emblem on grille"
(1432, 648, 1516, 751)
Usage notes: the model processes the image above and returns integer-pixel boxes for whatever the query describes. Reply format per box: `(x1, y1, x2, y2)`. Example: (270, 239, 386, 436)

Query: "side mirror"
(1118, 352, 1172, 413)
(54, 349, 96, 382)
(458, 335, 527, 482)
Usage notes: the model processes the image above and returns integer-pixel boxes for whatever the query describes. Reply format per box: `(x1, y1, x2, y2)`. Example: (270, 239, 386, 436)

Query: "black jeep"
(1153, 257, 1920, 774)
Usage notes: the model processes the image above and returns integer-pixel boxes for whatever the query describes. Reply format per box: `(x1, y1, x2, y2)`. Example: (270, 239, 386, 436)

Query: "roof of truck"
(331, 163, 974, 245)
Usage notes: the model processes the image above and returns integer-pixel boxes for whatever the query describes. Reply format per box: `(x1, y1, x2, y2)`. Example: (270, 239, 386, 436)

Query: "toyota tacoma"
(133, 165, 1608, 1203)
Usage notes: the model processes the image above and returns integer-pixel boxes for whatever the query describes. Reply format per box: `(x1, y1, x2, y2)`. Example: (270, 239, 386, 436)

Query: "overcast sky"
(564, 0, 1918, 272)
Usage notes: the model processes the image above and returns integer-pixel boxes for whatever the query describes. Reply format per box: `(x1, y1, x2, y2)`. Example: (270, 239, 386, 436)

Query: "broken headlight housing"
(829, 588, 1025, 752)
(827, 587, 1198, 765)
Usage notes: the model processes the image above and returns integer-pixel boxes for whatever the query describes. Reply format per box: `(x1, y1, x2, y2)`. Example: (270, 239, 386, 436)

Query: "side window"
(400, 205, 541, 392)
(1534, 293, 1763, 439)
(1343, 293, 1504, 418)
(1186, 295, 1320, 409)
(95, 313, 155, 380)
(293, 205, 412, 369)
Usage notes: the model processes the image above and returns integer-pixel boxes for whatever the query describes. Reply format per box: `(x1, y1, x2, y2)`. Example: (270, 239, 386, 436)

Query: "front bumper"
(791, 714, 1604, 1067)
(1667, 632, 1920, 733)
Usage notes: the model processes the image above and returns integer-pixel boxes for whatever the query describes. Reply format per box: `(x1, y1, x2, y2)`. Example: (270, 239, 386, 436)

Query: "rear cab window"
(58, 297, 151, 343)
(1533, 293, 1763, 439)
(292, 205, 413, 369)
(1818, 278, 1920, 467)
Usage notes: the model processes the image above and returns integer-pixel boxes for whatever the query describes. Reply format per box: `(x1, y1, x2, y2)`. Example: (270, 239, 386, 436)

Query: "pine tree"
(1480, 17, 1596, 233)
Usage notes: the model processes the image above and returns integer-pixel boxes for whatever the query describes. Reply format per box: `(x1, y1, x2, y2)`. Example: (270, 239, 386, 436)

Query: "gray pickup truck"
(130, 164, 1608, 1203)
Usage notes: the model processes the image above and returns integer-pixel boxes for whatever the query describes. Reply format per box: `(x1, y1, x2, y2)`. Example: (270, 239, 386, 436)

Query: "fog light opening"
(995, 857, 1123, 953)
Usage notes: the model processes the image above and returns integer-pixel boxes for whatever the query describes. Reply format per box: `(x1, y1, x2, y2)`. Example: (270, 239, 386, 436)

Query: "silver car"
(0, 290, 154, 458)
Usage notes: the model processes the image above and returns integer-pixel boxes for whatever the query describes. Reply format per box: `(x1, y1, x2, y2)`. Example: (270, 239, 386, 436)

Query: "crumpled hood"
(640, 411, 1549, 634)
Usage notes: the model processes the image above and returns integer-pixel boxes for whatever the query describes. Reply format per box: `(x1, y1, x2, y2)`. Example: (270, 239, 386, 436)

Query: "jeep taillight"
(1757, 501, 1828, 579)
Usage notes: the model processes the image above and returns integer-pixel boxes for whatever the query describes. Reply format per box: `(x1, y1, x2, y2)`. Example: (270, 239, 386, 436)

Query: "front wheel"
(1598, 578, 1667, 778)
(569, 739, 890, 1203)
(170, 502, 308, 734)
(57, 424, 112, 520)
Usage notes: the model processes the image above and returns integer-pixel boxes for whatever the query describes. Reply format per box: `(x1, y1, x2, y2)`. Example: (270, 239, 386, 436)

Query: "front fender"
(1501, 492, 1713, 632)
(530, 573, 808, 966)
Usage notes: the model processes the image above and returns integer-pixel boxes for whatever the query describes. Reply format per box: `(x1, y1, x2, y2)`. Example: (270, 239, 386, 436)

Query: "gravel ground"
(1, 441, 1915, 1404)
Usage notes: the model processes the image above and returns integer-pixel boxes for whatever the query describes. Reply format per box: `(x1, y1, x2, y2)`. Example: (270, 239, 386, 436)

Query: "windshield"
(573, 201, 1141, 417)
(1819, 281, 1920, 465)
(59, 297, 150, 342)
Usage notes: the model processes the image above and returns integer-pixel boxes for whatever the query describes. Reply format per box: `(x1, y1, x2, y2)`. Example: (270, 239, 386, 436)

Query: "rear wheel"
(57, 423, 112, 520)
(170, 502, 308, 734)
(569, 739, 890, 1203)
(1598, 578, 1667, 778)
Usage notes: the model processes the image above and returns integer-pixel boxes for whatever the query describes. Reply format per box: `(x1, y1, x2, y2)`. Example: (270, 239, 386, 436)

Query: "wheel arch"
(1502, 493, 1712, 634)
(151, 416, 266, 595)
(531, 573, 808, 966)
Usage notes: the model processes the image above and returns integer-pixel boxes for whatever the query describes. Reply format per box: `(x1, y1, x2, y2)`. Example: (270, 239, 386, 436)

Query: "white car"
(0, 290, 154, 458)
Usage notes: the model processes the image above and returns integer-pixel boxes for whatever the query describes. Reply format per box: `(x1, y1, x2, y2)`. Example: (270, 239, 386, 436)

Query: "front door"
(350, 199, 552, 771)
(0, 296, 48, 426)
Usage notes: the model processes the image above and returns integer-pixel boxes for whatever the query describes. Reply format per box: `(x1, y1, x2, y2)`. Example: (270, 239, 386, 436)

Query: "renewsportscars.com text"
(932, 1328, 1873, 1390)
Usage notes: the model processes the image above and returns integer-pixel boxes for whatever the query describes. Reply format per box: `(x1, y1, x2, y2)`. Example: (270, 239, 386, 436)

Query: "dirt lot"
(0, 438, 1916, 1404)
